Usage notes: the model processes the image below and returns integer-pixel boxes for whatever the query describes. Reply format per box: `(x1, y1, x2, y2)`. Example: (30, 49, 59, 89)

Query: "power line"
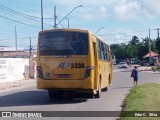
(44, 17, 54, 19)
(98, 29, 154, 36)
(0, 4, 40, 19)
(0, 39, 13, 41)
(0, 4, 45, 23)
(0, 5, 41, 27)
(0, 31, 32, 36)
(56, 16, 64, 28)
(0, 37, 37, 41)
(0, 15, 40, 28)
(0, 4, 54, 28)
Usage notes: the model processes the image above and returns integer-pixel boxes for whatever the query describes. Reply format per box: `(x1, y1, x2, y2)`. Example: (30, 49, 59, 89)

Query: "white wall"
(0, 58, 29, 83)
(29, 55, 37, 79)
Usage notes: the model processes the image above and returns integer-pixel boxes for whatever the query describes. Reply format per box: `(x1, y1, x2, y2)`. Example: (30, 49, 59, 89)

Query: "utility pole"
(41, 0, 43, 30)
(149, 28, 151, 64)
(15, 26, 17, 54)
(29, 37, 32, 56)
(54, 6, 56, 29)
(157, 28, 160, 39)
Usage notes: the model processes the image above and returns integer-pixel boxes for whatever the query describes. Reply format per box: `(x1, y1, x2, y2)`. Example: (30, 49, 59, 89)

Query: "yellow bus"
(36, 28, 112, 98)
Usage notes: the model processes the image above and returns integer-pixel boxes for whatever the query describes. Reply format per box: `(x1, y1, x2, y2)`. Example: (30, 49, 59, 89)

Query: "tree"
(126, 45, 138, 58)
(151, 39, 157, 52)
(110, 44, 128, 62)
(156, 38, 160, 54)
(110, 36, 158, 62)
(129, 36, 140, 45)
(137, 44, 148, 60)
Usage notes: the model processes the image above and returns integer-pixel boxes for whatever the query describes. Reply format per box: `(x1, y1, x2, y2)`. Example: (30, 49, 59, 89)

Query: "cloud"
(82, 6, 108, 20)
(113, 34, 131, 44)
(114, 0, 141, 21)
(46, 0, 160, 21)
(142, 0, 160, 17)
(107, 29, 141, 44)
(46, 0, 116, 20)
(50, 0, 116, 6)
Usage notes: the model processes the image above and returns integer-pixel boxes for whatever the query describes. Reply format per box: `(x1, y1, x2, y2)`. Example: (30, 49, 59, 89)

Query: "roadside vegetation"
(111, 36, 160, 63)
(152, 66, 160, 72)
(120, 83, 160, 120)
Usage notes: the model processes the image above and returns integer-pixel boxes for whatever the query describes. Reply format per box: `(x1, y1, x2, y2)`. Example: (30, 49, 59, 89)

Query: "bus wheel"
(48, 90, 55, 99)
(48, 90, 63, 99)
(56, 91, 63, 98)
(95, 81, 101, 98)
(87, 93, 94, 98)
(103, 86, 108, 91)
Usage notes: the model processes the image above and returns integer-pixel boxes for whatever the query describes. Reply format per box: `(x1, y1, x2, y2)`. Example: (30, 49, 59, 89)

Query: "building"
(0, 46, 37, 83)
(0, 46, 35, 58)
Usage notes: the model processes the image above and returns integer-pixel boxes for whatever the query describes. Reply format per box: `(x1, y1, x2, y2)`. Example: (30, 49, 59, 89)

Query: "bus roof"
(39, 28, 89, 34)
(92, 34, 110, 46)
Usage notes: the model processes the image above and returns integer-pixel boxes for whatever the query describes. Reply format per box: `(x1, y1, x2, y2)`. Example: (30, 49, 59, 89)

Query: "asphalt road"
(0, 68, 160, 120)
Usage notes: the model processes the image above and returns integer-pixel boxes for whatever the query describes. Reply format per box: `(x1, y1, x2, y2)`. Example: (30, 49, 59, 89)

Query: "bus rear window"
(39, 31, 88, 56)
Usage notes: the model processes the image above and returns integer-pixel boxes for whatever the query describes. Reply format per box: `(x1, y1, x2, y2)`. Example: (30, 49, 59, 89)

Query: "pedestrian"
(131, 66, 139, 86)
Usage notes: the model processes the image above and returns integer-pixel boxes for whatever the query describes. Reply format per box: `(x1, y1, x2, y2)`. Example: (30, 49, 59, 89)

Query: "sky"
(0, 0, 160, 49)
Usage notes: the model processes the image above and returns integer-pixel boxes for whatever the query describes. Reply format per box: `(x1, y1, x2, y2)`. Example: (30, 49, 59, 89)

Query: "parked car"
(118, 62, 128, 69)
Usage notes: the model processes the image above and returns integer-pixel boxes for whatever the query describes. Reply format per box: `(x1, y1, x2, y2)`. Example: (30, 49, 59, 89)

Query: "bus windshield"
(39, 31, 88, 56)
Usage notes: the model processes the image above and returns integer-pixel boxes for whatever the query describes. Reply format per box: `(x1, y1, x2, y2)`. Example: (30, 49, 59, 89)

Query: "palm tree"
(129, 36, 140, 45)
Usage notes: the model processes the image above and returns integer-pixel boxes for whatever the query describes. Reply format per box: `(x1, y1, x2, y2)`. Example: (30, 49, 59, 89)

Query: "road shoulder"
(0, 79, 36, 93)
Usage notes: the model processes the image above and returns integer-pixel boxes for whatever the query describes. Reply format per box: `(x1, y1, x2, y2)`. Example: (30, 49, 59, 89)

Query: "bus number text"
(71, 63, 85, 68)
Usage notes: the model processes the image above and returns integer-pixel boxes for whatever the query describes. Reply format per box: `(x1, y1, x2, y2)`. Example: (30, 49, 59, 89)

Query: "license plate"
(57, 74, 71, 78)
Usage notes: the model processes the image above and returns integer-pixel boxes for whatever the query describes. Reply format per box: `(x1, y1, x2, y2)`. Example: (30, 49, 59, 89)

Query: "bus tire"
(87, 93, 94, 98)
(48, 90, 55, 99)
(103, 87, 108, 91)
(95, 80, 101, 98)
(48, 90, 63, 99)
(56, 91, 63, 98)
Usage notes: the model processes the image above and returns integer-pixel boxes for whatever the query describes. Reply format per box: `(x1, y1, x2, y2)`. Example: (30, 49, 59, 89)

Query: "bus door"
(92, 40, 98, 90)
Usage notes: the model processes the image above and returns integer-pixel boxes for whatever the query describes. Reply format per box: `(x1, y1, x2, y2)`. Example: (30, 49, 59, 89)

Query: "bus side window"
(97, 39, 101, 60)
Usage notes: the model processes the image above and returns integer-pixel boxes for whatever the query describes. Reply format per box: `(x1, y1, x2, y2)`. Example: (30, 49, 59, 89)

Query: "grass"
(152, 66, 160, 71)
(119, 83, 160, 120)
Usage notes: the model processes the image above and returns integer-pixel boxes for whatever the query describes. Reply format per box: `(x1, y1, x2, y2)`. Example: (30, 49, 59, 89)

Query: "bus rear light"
(86, 66, 93, 70)
(37, 66, 44, 79)
(84, 66, 93, 78)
